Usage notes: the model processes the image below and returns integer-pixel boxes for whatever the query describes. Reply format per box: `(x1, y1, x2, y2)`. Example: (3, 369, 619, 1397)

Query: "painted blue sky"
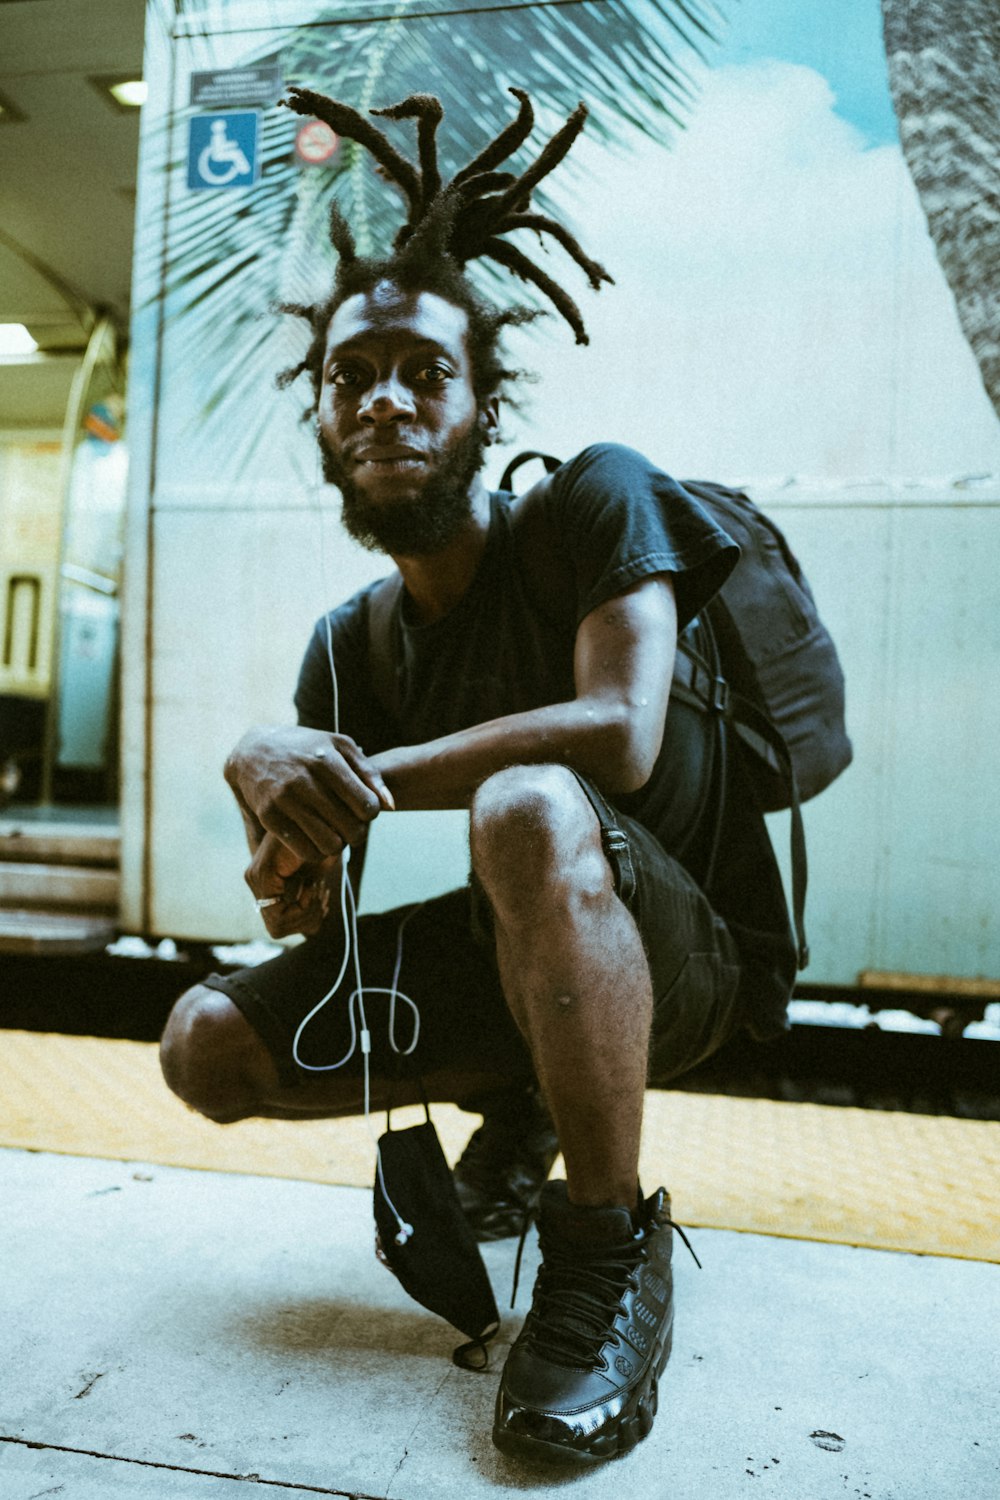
(714, 0, 899, 145)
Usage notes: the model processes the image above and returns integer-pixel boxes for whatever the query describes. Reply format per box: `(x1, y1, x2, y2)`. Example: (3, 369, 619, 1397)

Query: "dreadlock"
(275, 86, 613, 415)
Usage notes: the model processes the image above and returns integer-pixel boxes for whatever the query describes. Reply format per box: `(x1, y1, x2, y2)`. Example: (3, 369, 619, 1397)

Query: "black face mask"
(373, 1112, 500, 1370)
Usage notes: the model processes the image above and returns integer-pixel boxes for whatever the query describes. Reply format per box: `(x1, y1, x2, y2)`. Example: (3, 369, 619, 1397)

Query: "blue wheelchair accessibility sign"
(187, 111, 260, 190)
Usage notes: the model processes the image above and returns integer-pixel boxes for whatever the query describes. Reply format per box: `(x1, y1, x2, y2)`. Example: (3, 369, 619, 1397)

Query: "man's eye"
(416, 363, 450, 383)
(329, 367, 363, 388)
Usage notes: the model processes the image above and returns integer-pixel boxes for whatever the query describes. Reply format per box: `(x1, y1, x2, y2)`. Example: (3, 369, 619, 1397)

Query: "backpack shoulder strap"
(504, 452, 811, 966)
(672, 627, 810, 969)
(366, 572, 404, 719)
(498, 450, 561, 491)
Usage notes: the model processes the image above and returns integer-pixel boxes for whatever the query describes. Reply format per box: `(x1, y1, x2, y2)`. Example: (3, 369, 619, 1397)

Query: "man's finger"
(263, 831, 306, 880)
(258, 876, 328, 939)
(257, 811, 330, 866)
(259, 902, 324, 940)
(339, 742, 396, 811)
(248, 832, 307, 891)
(258, 774, 373, 856)
(313, 744, 393, 818)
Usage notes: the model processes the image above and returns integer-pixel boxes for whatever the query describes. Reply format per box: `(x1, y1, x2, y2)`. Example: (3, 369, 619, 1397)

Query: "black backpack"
(496, 453, 853, 969)
(367, 452, 851, 969)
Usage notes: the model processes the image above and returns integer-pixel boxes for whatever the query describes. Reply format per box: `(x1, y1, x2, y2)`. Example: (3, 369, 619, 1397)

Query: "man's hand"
(224, 726, 394, 864)
(244, 831, 341, 940)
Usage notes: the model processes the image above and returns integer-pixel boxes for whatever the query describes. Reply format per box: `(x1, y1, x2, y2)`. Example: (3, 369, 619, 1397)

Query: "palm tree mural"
(882, 0, 1000, 421)
(162, 0, 727, 478)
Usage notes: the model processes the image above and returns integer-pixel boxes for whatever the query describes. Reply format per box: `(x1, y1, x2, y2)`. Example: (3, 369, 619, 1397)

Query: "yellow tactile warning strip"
(2, 1031, 998, 1262)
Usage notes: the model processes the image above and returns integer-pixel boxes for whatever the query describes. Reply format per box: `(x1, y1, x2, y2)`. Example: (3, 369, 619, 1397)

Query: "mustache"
(318, 425, 489, 556)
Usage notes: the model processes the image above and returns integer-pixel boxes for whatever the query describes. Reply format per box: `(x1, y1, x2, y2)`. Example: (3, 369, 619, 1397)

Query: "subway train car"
(6, 0, 998, 1002)
(0, 4, 998, 1491)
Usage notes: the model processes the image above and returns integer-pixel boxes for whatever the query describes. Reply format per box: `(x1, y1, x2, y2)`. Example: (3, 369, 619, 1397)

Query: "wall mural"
(147, 0, 1000, 497)
(134, 0, 1000, 959)
(882, 0, 1000, 421)
(157, 0, 725, 486)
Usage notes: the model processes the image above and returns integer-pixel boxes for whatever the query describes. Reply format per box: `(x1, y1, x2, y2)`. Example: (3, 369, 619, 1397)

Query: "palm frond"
(157, 0, 729, 476)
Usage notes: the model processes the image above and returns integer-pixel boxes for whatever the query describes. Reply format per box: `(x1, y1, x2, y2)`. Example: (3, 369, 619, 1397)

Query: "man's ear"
(479, 397, 501, 445)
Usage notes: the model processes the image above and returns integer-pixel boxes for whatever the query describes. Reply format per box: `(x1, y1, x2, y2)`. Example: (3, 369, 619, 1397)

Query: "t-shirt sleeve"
(544, 443, 740, 630)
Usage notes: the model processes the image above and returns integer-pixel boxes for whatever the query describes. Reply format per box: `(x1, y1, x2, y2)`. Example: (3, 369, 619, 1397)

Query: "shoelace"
(522, 1238, 648, 1368)
(510, 1207, 703, 1369)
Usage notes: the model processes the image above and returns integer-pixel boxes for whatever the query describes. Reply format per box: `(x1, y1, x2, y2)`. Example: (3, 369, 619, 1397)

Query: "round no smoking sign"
(295, 120, 338, 165)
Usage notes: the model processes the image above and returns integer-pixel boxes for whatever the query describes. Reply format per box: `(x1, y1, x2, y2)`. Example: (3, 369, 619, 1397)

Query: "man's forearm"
(371, 695, 657, 811)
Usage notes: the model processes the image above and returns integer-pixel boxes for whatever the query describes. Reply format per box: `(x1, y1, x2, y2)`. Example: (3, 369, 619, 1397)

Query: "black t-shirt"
(296, 444, 796, 1038)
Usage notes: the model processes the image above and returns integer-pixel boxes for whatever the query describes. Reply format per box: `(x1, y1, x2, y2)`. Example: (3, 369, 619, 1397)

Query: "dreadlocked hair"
(275, 85, 613, 414)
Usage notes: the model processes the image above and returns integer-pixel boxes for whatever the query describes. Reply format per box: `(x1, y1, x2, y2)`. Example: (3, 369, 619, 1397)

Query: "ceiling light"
(0, 90, 27, 124)
(109, 79, 147, 109)
(89, 76, 147, 113)
(0, 325, 39, 356)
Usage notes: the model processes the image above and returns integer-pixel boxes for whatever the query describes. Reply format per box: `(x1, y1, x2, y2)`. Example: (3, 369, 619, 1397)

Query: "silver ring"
(255, 896, 282, 910)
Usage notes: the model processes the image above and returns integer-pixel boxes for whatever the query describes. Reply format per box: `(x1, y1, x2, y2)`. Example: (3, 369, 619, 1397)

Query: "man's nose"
(358, 376, 416, 423)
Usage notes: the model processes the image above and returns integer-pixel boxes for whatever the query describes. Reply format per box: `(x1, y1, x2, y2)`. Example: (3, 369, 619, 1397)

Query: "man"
(160, 87, 796, 1465)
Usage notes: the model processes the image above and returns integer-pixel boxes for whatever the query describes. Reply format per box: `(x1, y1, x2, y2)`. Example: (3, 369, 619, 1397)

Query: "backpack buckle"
(712, 677, 730, 714)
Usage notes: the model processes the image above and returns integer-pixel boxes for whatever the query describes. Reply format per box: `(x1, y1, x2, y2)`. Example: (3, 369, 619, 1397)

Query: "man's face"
(317, 282, 498, 556)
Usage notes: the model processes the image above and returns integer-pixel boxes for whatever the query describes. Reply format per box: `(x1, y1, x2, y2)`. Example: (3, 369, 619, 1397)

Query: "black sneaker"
(493, 1180, 678, 1464)
(453, 1087, 560, 1242)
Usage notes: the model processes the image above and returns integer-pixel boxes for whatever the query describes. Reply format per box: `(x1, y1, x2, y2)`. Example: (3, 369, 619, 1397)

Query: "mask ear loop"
(379, 1057, 432, 1249)
(344, 872, 421, 1246)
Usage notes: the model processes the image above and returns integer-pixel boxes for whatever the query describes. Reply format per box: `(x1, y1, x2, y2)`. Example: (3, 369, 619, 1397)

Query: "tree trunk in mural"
(882, 0, 1000, 421)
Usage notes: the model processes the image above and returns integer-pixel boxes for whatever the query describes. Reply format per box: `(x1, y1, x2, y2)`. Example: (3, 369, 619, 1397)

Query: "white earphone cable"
(286, 484, 422, 1243)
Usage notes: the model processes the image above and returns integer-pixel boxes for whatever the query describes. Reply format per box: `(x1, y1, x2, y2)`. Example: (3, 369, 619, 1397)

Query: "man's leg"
(160, 984, 510, 1121)
(470, 763, 746, 1465)
(159, 887, 534, 1125)
(470, 763, 652, 1209)
(451, 1082, 559, 1240)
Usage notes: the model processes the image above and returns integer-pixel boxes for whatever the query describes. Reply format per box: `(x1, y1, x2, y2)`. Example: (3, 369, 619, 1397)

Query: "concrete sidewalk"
(1, 1145, 996, 1498)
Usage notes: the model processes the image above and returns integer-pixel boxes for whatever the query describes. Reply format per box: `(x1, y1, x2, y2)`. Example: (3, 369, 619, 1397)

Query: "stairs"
(0, 807, 118, 953)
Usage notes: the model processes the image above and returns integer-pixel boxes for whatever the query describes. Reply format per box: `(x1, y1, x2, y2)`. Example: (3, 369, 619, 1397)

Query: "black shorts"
(202, 775, 746, 1092)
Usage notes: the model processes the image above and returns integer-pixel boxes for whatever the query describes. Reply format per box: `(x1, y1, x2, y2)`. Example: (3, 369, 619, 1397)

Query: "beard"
(320, 423, 489, 557)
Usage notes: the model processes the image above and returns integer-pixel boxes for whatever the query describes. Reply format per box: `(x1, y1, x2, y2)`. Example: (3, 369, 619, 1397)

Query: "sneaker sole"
(492, 1321, 673, 1466)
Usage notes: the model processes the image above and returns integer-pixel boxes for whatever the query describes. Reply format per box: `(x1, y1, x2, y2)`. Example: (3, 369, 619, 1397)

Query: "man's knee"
(470, 764, 608, 913)
(160, 984, 276, 1124)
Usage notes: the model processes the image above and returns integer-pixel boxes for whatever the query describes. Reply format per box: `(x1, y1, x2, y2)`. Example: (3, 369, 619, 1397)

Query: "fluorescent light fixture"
(89, 75, 147, 113)
(109, 79, 147, 108)
(0, 90, 27, 124)
(0, 324, 38, 356)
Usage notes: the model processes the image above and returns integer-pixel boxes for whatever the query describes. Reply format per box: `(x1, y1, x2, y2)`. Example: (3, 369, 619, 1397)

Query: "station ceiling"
(1, 0, 144, 423)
